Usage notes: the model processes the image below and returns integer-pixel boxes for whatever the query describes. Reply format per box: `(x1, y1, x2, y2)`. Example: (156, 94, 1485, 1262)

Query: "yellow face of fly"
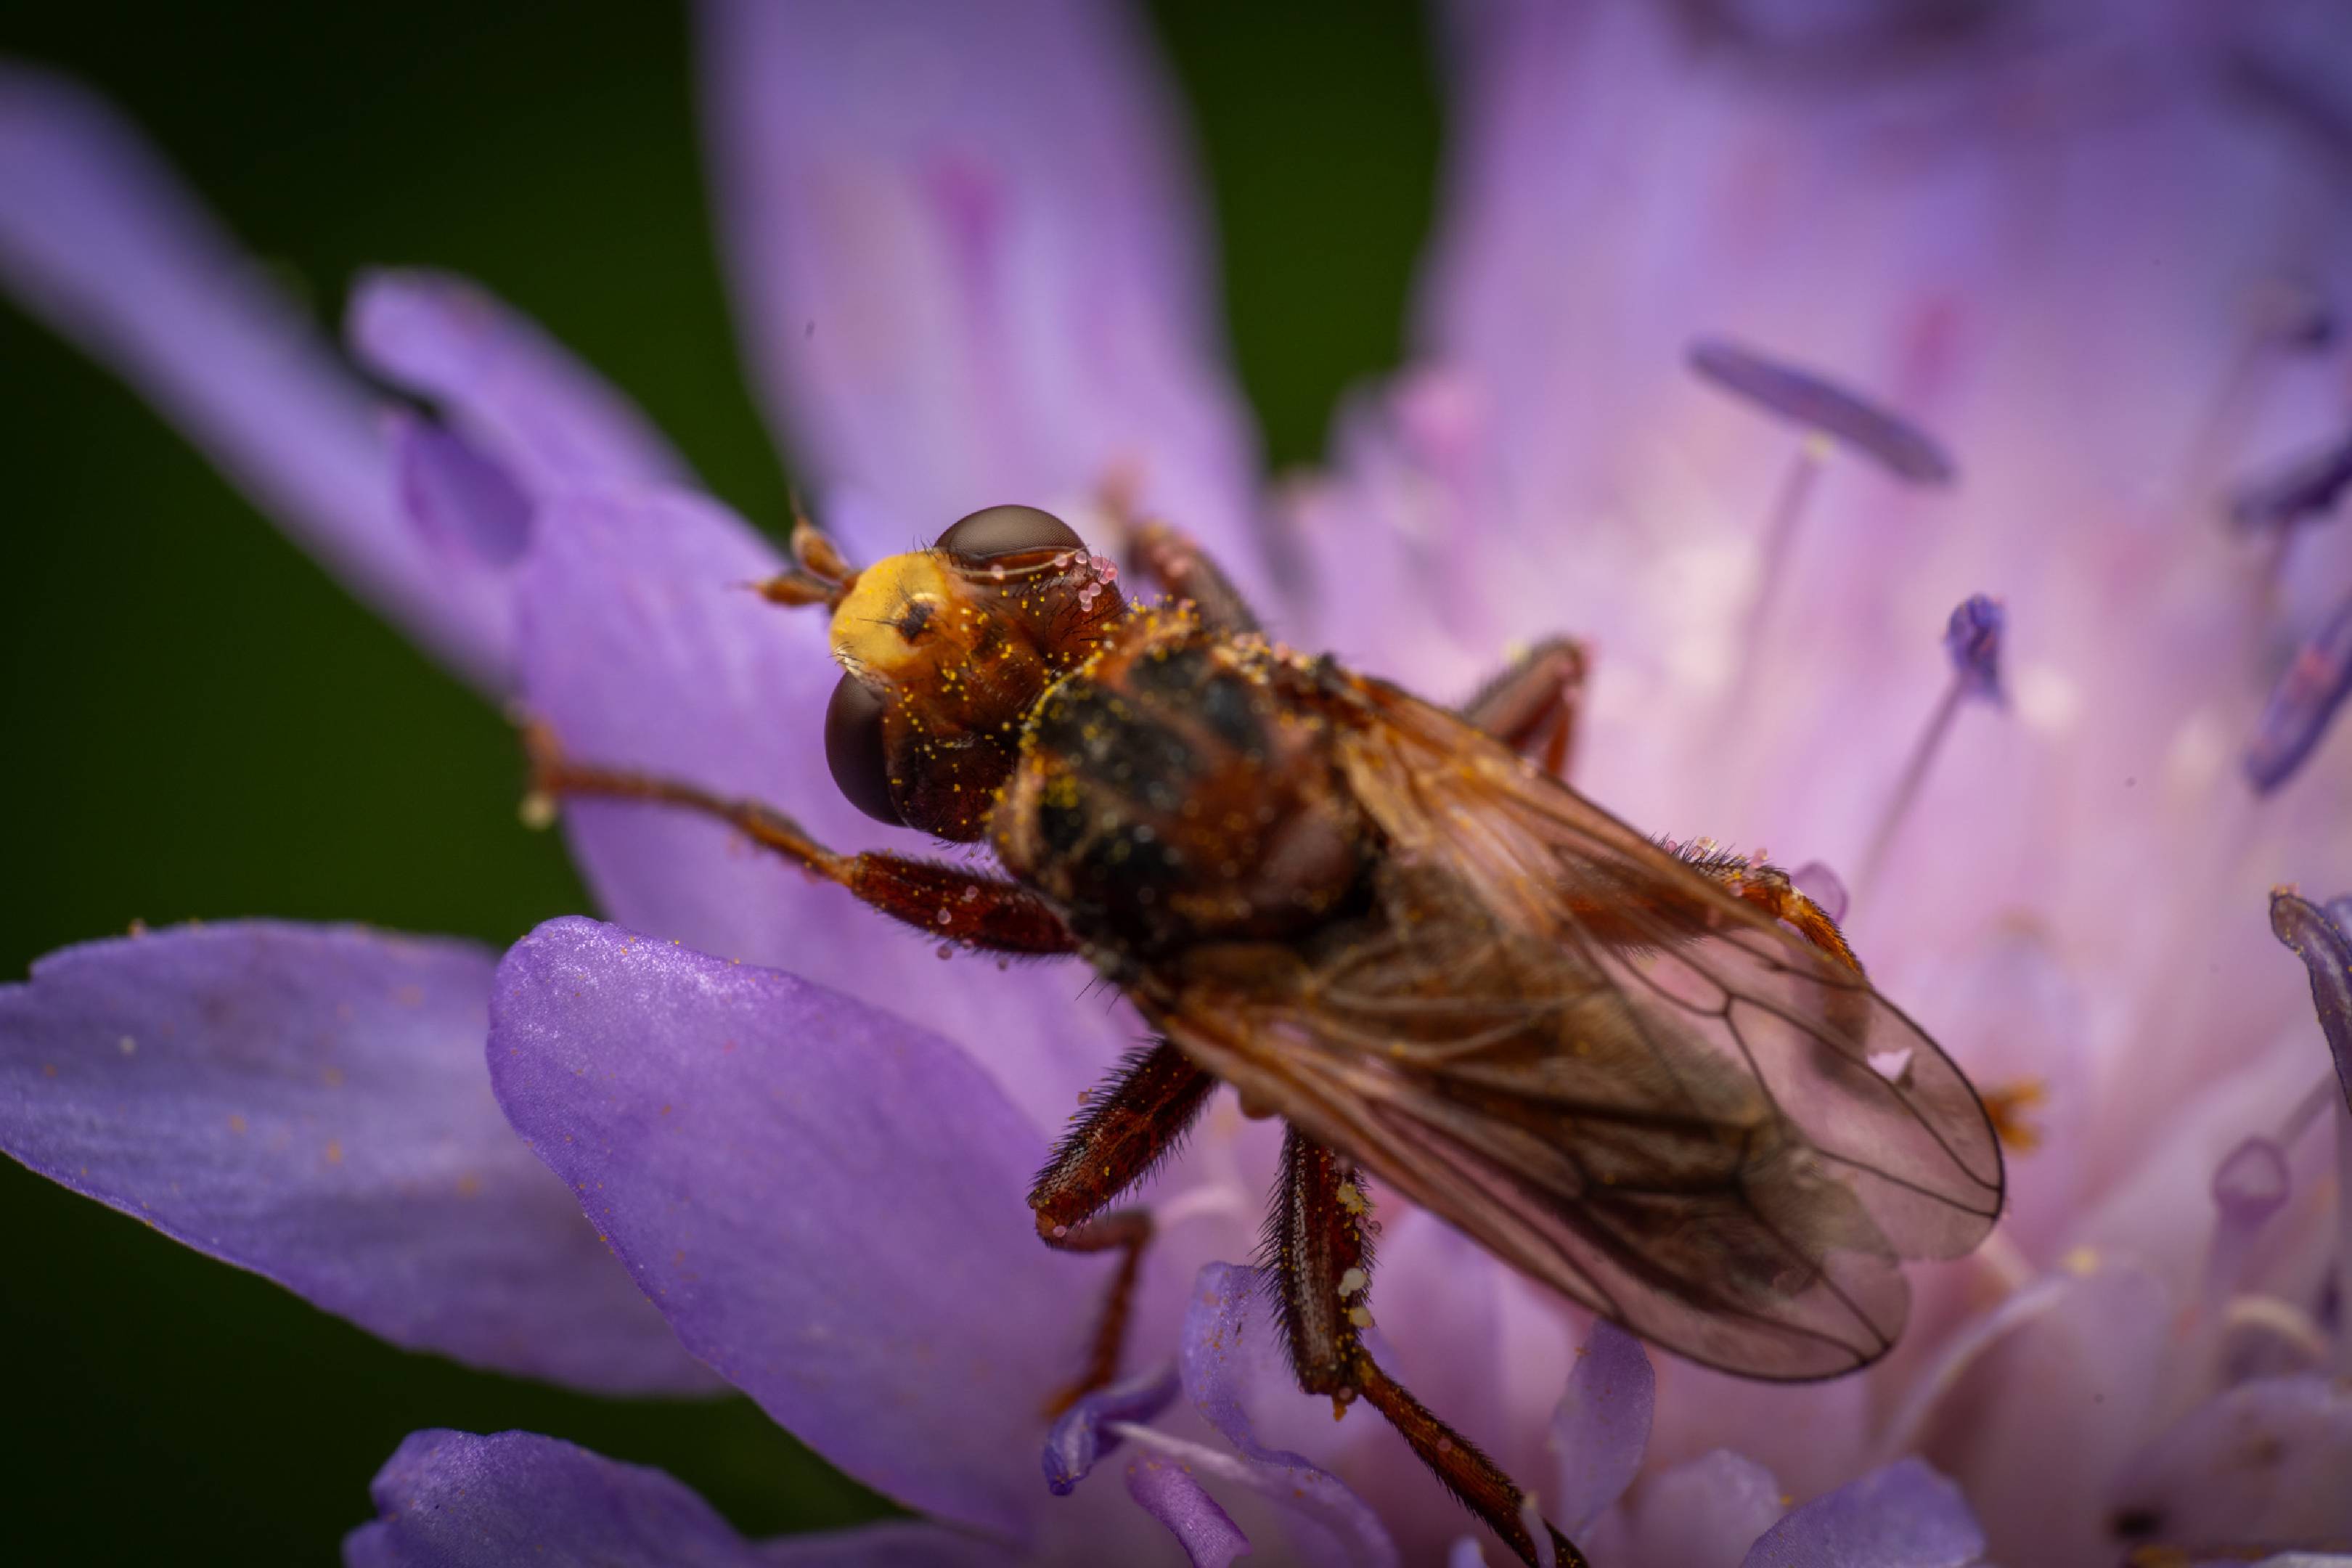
(828, 550, 963, 688)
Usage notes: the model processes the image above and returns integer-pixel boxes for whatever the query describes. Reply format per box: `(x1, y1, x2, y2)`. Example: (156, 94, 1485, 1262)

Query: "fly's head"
(765, 505, 1126, 841)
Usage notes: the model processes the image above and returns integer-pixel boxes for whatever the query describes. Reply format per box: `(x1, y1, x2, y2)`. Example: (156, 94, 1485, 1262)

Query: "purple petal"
(1043, 1360, 1183, 1495)
(2270, 891, 2352, 1108)
(391, 412, 532, 568)
(2247, 590, 2352, 793)
(1125, 1453, 1251, 1568)
(1623, 1450, 1787, 1568)
(1177, 1261, 1400, 1568)
(0, 922, 711, 1395)
(1548, 1318, 1654, 1532)
(1687, 338, 1956, 485)
(0, 65, 508, 687)
(1942, 594, 2006, 704)
(697, 0, 1263, 584)
(343, 1429, 1010, 1568)
(1740, 1458, 1985, 1568)
(348, 269, 687, 494)
(487, 918, 1093, 1538)
(515, 484, 1119, 1130)
(2106, 1376, 2352, 1554)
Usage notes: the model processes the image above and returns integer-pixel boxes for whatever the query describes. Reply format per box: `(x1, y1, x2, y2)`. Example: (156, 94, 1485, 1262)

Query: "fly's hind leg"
(1663, 841, 1863, 976)
(1127, 520, 1263, 635)
(1031, 1039, 1219, 1413)
(1462, 637, 1591, 779)
(1268, 1126, 1588, 1568)
(521, 724, 1076, 955)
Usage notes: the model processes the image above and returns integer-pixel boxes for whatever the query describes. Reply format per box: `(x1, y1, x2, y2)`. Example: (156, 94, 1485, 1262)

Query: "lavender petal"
(2269, 890, 2352, 1110)
(1042, 1360, 1182, 1494)
(1177, 1261, 1400, 1568)
(695, 0, 1263, 586)
(1623, 1450, 1787, 1568)
(488, 918, 1093, 1539)
(1687, 338, 1956, 485)
(0, 922, 714, 1395)
(343, 1429, 1011, 1568)
(391, 412, 533, 568)
(1549, 1318, 1654, 1532)
(515, 483, 1119, 1130)
(2106, 1376, 2352, 1553)
(1125, 1453, 1251, 1568)
(348, 268, 687, 494)
(2246, 591, 2352, 793)
(0, 65, 508, 687)
(1740, 1458, 1985, 1568)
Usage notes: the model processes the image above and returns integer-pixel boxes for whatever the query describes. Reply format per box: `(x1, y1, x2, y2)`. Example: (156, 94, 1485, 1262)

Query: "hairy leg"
(1030, 1040, 1220, 1413)
(1461, 637, 1591, 778)
(1267, 1127, 1588, 1568)
(523, 725, 1074, 955)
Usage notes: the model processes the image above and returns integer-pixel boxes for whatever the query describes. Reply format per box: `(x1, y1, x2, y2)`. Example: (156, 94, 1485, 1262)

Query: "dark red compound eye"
(825, 674, 904, 825)
(934, 504, 1085, 560)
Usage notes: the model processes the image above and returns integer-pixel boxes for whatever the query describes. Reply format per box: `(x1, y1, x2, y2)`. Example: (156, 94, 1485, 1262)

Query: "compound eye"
(934, 505, 1085, 560)
(824, 674, 904, 826)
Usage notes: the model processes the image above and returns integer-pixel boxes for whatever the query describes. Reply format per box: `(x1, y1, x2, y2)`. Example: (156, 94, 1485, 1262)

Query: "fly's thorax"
(993, 614, 1374, 961)
(827, 544, 1124, 840)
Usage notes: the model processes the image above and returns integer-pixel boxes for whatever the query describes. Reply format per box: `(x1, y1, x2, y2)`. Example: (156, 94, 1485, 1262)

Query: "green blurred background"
(0, 2, 1438, 1558)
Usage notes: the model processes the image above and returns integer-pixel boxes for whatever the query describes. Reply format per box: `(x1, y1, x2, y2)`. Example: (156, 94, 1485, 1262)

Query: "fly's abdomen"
(994, 616, 1371, 961)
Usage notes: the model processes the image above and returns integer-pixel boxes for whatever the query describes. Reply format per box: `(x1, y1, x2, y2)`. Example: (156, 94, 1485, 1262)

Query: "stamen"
(2202, 1134, 2290, 1305)
(1690, 338, 1954, 712)
(1858, 595, 2006, 898)
(2224, 425, 2352, 536)
(2244, 587, 2352, 793)
(2266, 889, 2352, 1109)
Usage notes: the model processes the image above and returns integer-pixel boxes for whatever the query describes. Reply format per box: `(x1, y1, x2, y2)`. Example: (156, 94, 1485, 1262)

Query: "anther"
(2244, 585, 2352, 794)
(1857, 595, 2006, 900)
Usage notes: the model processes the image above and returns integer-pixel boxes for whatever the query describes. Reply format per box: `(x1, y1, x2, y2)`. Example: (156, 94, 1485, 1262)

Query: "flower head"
(7, 3, 2352, 1566)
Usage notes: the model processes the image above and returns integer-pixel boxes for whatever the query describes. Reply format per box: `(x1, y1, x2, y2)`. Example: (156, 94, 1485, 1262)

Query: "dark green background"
(0, 4, 1437, 1558)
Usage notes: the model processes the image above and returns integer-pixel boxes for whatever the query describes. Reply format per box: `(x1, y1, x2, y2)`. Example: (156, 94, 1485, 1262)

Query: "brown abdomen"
(993, 617, 1372, 967)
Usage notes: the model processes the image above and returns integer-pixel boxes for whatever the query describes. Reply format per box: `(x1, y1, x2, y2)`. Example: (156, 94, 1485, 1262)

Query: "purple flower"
(7, 4, 2352, 1565)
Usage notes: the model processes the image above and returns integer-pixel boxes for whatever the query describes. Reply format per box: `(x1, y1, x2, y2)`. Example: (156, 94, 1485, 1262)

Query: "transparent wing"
(1153, 675, 2003, 1380)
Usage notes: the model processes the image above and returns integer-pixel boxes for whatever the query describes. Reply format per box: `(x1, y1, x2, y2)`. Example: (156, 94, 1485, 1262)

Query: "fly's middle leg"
(1029, 1040, 1218, 1414)
(1267, 1126, 1589, 1568)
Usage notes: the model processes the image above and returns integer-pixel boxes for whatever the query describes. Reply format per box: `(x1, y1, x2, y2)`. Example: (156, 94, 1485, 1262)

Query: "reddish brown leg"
(1129, 520, 1263, 635)
(1657, 846, 1863, 976)
(523, 726, 1074, 955)
(1030, 1041, 1219, 1413)
(1461, 637, 1591, 779)
(1268, 1127, 1588, 1568)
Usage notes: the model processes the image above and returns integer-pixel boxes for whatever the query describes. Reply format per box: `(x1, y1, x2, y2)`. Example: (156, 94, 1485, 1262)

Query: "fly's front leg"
(1463, 637, 1590, 779)
(1128, 520, 1263, 635)
(522, 724, 1074, 955)
(1267, 1127, 1588, 1568)
(1031, 1040, 1219, 1413)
